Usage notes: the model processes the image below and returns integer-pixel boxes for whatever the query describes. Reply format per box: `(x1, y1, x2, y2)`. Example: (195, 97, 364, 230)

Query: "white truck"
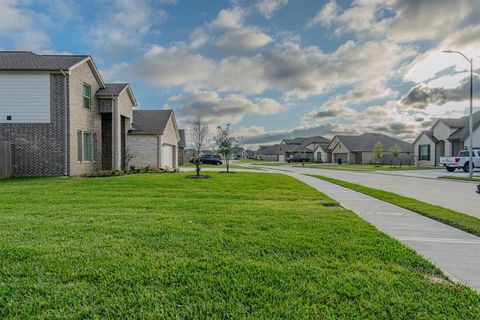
(439, 149, 480, 172)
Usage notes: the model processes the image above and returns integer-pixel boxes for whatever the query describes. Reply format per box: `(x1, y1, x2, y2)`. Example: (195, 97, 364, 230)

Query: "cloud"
(168, 91, 286, 126)
(306, 0, 338, 28)
(0, 0, 52, 51)
(87, 0, 168, 60)
(256, 0, 288, 19)
(215, 27, 272, 53)
(401, 74, 480, 109)
(211, 7, 245, 30)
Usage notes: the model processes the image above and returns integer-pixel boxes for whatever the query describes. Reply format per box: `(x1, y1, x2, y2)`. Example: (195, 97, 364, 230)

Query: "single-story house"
(258, 135, 330, 162)
(178, 129, 186, 166)
(127, 110, 180, 169)
(328, 133, 414, 164)
(413, 111, 480, 166)
(0, 51, 137, 176)
(257, 144, 286, 161)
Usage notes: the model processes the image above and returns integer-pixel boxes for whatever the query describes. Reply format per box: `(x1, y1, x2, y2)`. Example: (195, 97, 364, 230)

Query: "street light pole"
(442, 50, 474, 178)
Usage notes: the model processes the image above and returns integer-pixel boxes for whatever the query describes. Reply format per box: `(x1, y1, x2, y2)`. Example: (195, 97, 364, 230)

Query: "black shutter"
(427, 145, 430, 161)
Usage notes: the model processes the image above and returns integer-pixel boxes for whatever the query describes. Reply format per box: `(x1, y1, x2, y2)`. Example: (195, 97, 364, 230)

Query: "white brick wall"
(127, 135, 160, 168)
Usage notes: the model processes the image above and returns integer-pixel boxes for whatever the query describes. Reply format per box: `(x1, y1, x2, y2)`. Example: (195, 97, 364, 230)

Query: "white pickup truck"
(439, 150, 480, 172)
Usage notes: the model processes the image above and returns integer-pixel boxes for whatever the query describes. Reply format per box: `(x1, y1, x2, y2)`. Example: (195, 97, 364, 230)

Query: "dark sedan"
(199, 155, 223, 165)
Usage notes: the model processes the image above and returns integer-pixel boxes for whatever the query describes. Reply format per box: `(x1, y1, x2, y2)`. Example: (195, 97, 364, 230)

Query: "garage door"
(163, 145, 173, 167)
(334, 153, 348, 164)
(278, 154, 285, 162)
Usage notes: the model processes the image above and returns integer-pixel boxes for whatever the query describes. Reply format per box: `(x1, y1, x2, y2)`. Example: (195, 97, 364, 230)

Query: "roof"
(332, 133, 413, 152)
(129, 110, 173, 135)
(0, 51, 88, 70)
(282, 136, 330, 145)
(178, 129, 186, 148)
(96, 83, 129, 96)
(258, 144, 285, 155)
(447, 111, 480, 141)
(96, 83, 138, 106)
(413, 130, 439, 145)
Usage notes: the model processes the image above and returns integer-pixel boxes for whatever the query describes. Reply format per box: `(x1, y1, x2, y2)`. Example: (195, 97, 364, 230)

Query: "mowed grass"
(0, 173, 478, 318)
(297, 164, 439, 171)
(439, 175, 480, 182)
(310, 174, 480, 237)
(181, 163, 264, 170)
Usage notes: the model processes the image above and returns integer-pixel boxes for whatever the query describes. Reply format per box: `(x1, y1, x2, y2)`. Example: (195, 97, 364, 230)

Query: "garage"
(163, 145, 174, 168)
(334, 153, 348, 164)
(278, 154, 285, 162)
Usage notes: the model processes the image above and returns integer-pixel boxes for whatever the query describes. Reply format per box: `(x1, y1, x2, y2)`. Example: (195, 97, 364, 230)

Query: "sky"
(0, 0, 479, 147)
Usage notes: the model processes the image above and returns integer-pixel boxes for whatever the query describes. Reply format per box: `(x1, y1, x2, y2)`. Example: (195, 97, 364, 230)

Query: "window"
(418, 144, 430, 161)
(93, 133, 97, 161)
(82, 84, 91, 109)
(83, 132, 91, 161)
(77, 130, 82, 161)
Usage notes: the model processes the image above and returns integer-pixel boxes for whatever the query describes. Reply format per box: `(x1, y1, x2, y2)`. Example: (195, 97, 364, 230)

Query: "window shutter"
(427, 145, 430, 161)
(77, 130, 82, 162)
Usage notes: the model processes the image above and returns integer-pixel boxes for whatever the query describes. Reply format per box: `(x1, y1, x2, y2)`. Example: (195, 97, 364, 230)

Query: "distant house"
(257, 135, 329, 162)
(413, 111, 480, 166)
(127, 110, 180, 169)
(328, 133, 413, 164)
(178, 129, 186, 166)
(0, 51, 137, 176)
(257, 144, 286, 161)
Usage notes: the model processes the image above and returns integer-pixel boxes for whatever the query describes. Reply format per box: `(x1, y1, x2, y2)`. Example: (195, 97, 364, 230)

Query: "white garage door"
(278, 154, 285, 162)
(163, 145, 173, 167)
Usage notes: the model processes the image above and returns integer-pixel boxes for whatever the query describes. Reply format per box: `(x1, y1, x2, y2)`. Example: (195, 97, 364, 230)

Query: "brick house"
(0, 51, 137, 176)
(127, 110, 181, 169)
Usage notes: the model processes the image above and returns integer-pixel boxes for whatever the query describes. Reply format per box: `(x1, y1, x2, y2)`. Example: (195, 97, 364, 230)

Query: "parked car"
(287, 155, 311, 163)
(439, 150, 480, 172)
(199, 154, 223, 165)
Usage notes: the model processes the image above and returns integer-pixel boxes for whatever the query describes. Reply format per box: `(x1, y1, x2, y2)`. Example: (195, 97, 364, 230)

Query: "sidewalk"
(289, 173, 480, 292)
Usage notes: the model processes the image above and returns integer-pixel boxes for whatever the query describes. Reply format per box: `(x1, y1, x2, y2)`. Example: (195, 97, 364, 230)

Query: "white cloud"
(256, 0, 288, 19)
(306, 0, 338, 28)
(210, 7, 245, 30)
(168, 91, 286, 125)
(215, 27, 272, 53)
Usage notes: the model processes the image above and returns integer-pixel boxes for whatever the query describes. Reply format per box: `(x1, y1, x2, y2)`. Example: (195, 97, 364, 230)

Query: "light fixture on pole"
(442, 50, 474, 179)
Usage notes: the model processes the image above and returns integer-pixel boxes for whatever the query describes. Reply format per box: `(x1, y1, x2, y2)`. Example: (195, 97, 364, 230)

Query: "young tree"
(389, 144, 402, 167)
(214, 123, 238, 173)
(374, 142, 384, 164)
(191, 115, 209, 178)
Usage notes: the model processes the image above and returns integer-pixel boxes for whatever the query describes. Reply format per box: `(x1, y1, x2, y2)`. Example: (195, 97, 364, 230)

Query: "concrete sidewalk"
(289, 173, 480, 292)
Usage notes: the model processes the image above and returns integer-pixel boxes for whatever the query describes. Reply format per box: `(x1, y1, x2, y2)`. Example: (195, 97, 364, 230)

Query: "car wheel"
(446, 166, 455, 172)
(463, 162, 470, 172)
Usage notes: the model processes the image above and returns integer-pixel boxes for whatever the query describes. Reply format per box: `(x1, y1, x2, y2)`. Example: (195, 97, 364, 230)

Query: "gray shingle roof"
(283, 136, 329, 145)
(447, 111, 480, 141)
(178, 129, 186, 148)
(96, 83, 129, 96)
(129, 110, 173, 135)
(0, 51, 88, 70)
(258, 144, 285, 155)
(334, 133, 413, 152)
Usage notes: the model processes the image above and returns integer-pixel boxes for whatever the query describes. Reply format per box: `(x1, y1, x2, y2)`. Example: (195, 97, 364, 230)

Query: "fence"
(0, 141, 12, 179)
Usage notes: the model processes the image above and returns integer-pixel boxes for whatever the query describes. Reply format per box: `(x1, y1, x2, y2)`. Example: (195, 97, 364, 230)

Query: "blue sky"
(0, 0, 479, 146)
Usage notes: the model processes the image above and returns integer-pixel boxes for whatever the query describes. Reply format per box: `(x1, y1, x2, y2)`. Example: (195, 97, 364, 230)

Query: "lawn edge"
(438, 176, 480, 183)
(307, 174, 480, 237)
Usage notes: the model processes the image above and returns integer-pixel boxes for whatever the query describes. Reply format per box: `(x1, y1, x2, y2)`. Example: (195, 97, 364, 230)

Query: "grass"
(438, 176, 480, 182)
(297, 164, 439, 171)
(309, 174, 480, 237)
(0, 173, 478, 318)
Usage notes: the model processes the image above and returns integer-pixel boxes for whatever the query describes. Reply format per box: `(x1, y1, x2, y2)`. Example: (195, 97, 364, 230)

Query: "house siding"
(68, 62, 102, 176)
(127, 135, 160, 168)
(414, 133, 436, 166)
(0, 73, 68, 176)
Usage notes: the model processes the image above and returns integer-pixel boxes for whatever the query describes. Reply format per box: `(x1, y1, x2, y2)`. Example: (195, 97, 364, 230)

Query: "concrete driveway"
(282, 166, 480, 219)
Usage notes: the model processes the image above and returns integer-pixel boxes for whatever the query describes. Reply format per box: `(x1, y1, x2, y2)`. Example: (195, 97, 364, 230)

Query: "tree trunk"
(226, 157, 230, 173)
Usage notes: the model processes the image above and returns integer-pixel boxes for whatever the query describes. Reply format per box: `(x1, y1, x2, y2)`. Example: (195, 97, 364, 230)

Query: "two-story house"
(413, 111, 480, 166)
(0, 51, 137, 176)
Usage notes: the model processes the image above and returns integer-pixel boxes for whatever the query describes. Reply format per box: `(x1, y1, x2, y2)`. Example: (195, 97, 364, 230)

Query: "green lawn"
(309, 174, 480, 237)
(438, 176, 480, 182)
(0, 173, 478, 318)
(297, 164, 439, 171)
